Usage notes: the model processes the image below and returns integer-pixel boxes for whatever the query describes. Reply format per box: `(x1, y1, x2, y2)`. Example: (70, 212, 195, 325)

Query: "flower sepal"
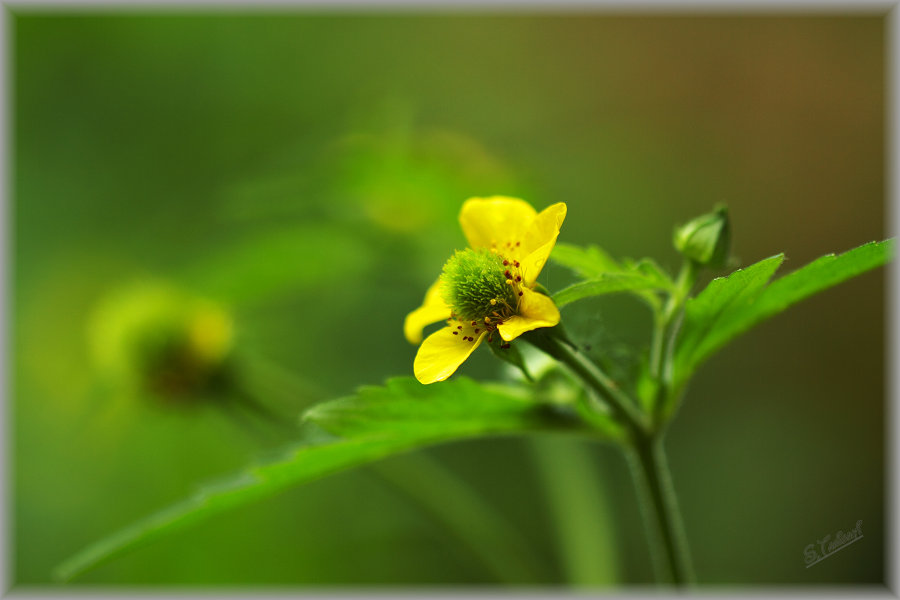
(519, 322, 576, 359)
(486, 337, 532, 382)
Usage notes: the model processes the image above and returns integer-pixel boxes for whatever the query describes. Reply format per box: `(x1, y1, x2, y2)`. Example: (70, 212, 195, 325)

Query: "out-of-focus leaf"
(183, 225, 371, 307)
(674, 239, 893, 386)
(368, 451, 551, 584)
(56, 376, 590, 581)
(531, 437, 620, 585)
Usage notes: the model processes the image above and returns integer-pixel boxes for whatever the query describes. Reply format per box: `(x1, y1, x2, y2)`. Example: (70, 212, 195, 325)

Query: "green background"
(12, 12, 886, 587)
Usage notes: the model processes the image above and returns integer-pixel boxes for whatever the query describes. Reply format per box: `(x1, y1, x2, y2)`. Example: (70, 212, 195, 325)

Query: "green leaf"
(625, 257, 678, 288)
(304, 376, 582, 438)
(550, 244, 674, 309)
(739, 239, 892, 324)
(551, 243, 622, 278)
(553, 273, 670, 308)
(56, 376, 588, 581)
(674, 239, 893, 385)
(673, 254, 785, 378)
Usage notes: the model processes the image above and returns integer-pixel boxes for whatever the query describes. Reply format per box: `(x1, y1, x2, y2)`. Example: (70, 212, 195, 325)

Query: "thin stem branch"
(651, 260, 698, 427)
(648, 312, 666, 381)
(371, 452, 550, 584)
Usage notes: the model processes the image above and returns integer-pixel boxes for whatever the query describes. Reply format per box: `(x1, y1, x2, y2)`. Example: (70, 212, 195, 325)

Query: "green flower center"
(440, 248, 519, 323)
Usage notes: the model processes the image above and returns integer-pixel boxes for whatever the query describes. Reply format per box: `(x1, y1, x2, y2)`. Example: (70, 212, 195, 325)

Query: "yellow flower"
(89, 281, 234, 399)
(405, 196, 567, 384)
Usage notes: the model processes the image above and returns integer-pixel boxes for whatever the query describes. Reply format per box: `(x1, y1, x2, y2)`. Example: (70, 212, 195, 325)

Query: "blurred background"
(12, 12, 886, 587)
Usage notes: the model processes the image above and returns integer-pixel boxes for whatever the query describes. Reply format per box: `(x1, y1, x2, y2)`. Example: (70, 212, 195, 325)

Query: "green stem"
(526, 322, 695, 585)
(627, 432, 695, 584)
(524, 330, 649, 435)
(648, 312, 666, 382)
(650, 260, 698, 427)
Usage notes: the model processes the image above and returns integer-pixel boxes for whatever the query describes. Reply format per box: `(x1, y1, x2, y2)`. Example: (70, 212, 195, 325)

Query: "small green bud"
(440, 248, 518, 323)
(673, 204, 731, 268)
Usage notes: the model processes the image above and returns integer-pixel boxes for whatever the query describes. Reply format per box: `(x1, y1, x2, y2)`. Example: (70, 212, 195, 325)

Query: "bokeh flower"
(89, 281, 234, 401)
(405, 196, 566, 384)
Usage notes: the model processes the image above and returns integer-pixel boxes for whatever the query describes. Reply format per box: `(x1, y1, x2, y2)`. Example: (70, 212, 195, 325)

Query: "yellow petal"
(520, 202, 567, 286)
(404, 279, 450, 344)
(498, 287, 560, 341)
(414, 326, 487, 384)
(458, 196, 536, 251)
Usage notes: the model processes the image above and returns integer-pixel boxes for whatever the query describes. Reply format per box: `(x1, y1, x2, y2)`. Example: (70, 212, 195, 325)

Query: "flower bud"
(673, 204, 730, 268)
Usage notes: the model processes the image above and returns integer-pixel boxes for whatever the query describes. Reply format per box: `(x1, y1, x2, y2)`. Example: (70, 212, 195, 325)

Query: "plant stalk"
(649, 260, 698, 426)
(527, 316, 695, 585)
(627, 432, 695, 585)
(524, 330, 649, 436)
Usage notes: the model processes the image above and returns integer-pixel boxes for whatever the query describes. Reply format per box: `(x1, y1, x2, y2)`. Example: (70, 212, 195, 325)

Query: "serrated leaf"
(57, 376, 589, 581)
(551, 243, 622, 278)
(305, 377, 584, 439)
(550, 244, 674, 309)
(674, 254, 785, 379)
(626, 258, 676, 288)
(740, 239, 892, 323)
(674, 239, 893, 385)
(553, 273, 670, 308)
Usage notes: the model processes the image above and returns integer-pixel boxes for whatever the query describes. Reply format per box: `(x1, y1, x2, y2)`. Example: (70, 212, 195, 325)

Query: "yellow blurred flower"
(88, 281, 234, 400)
(405, 197, 566, 384)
